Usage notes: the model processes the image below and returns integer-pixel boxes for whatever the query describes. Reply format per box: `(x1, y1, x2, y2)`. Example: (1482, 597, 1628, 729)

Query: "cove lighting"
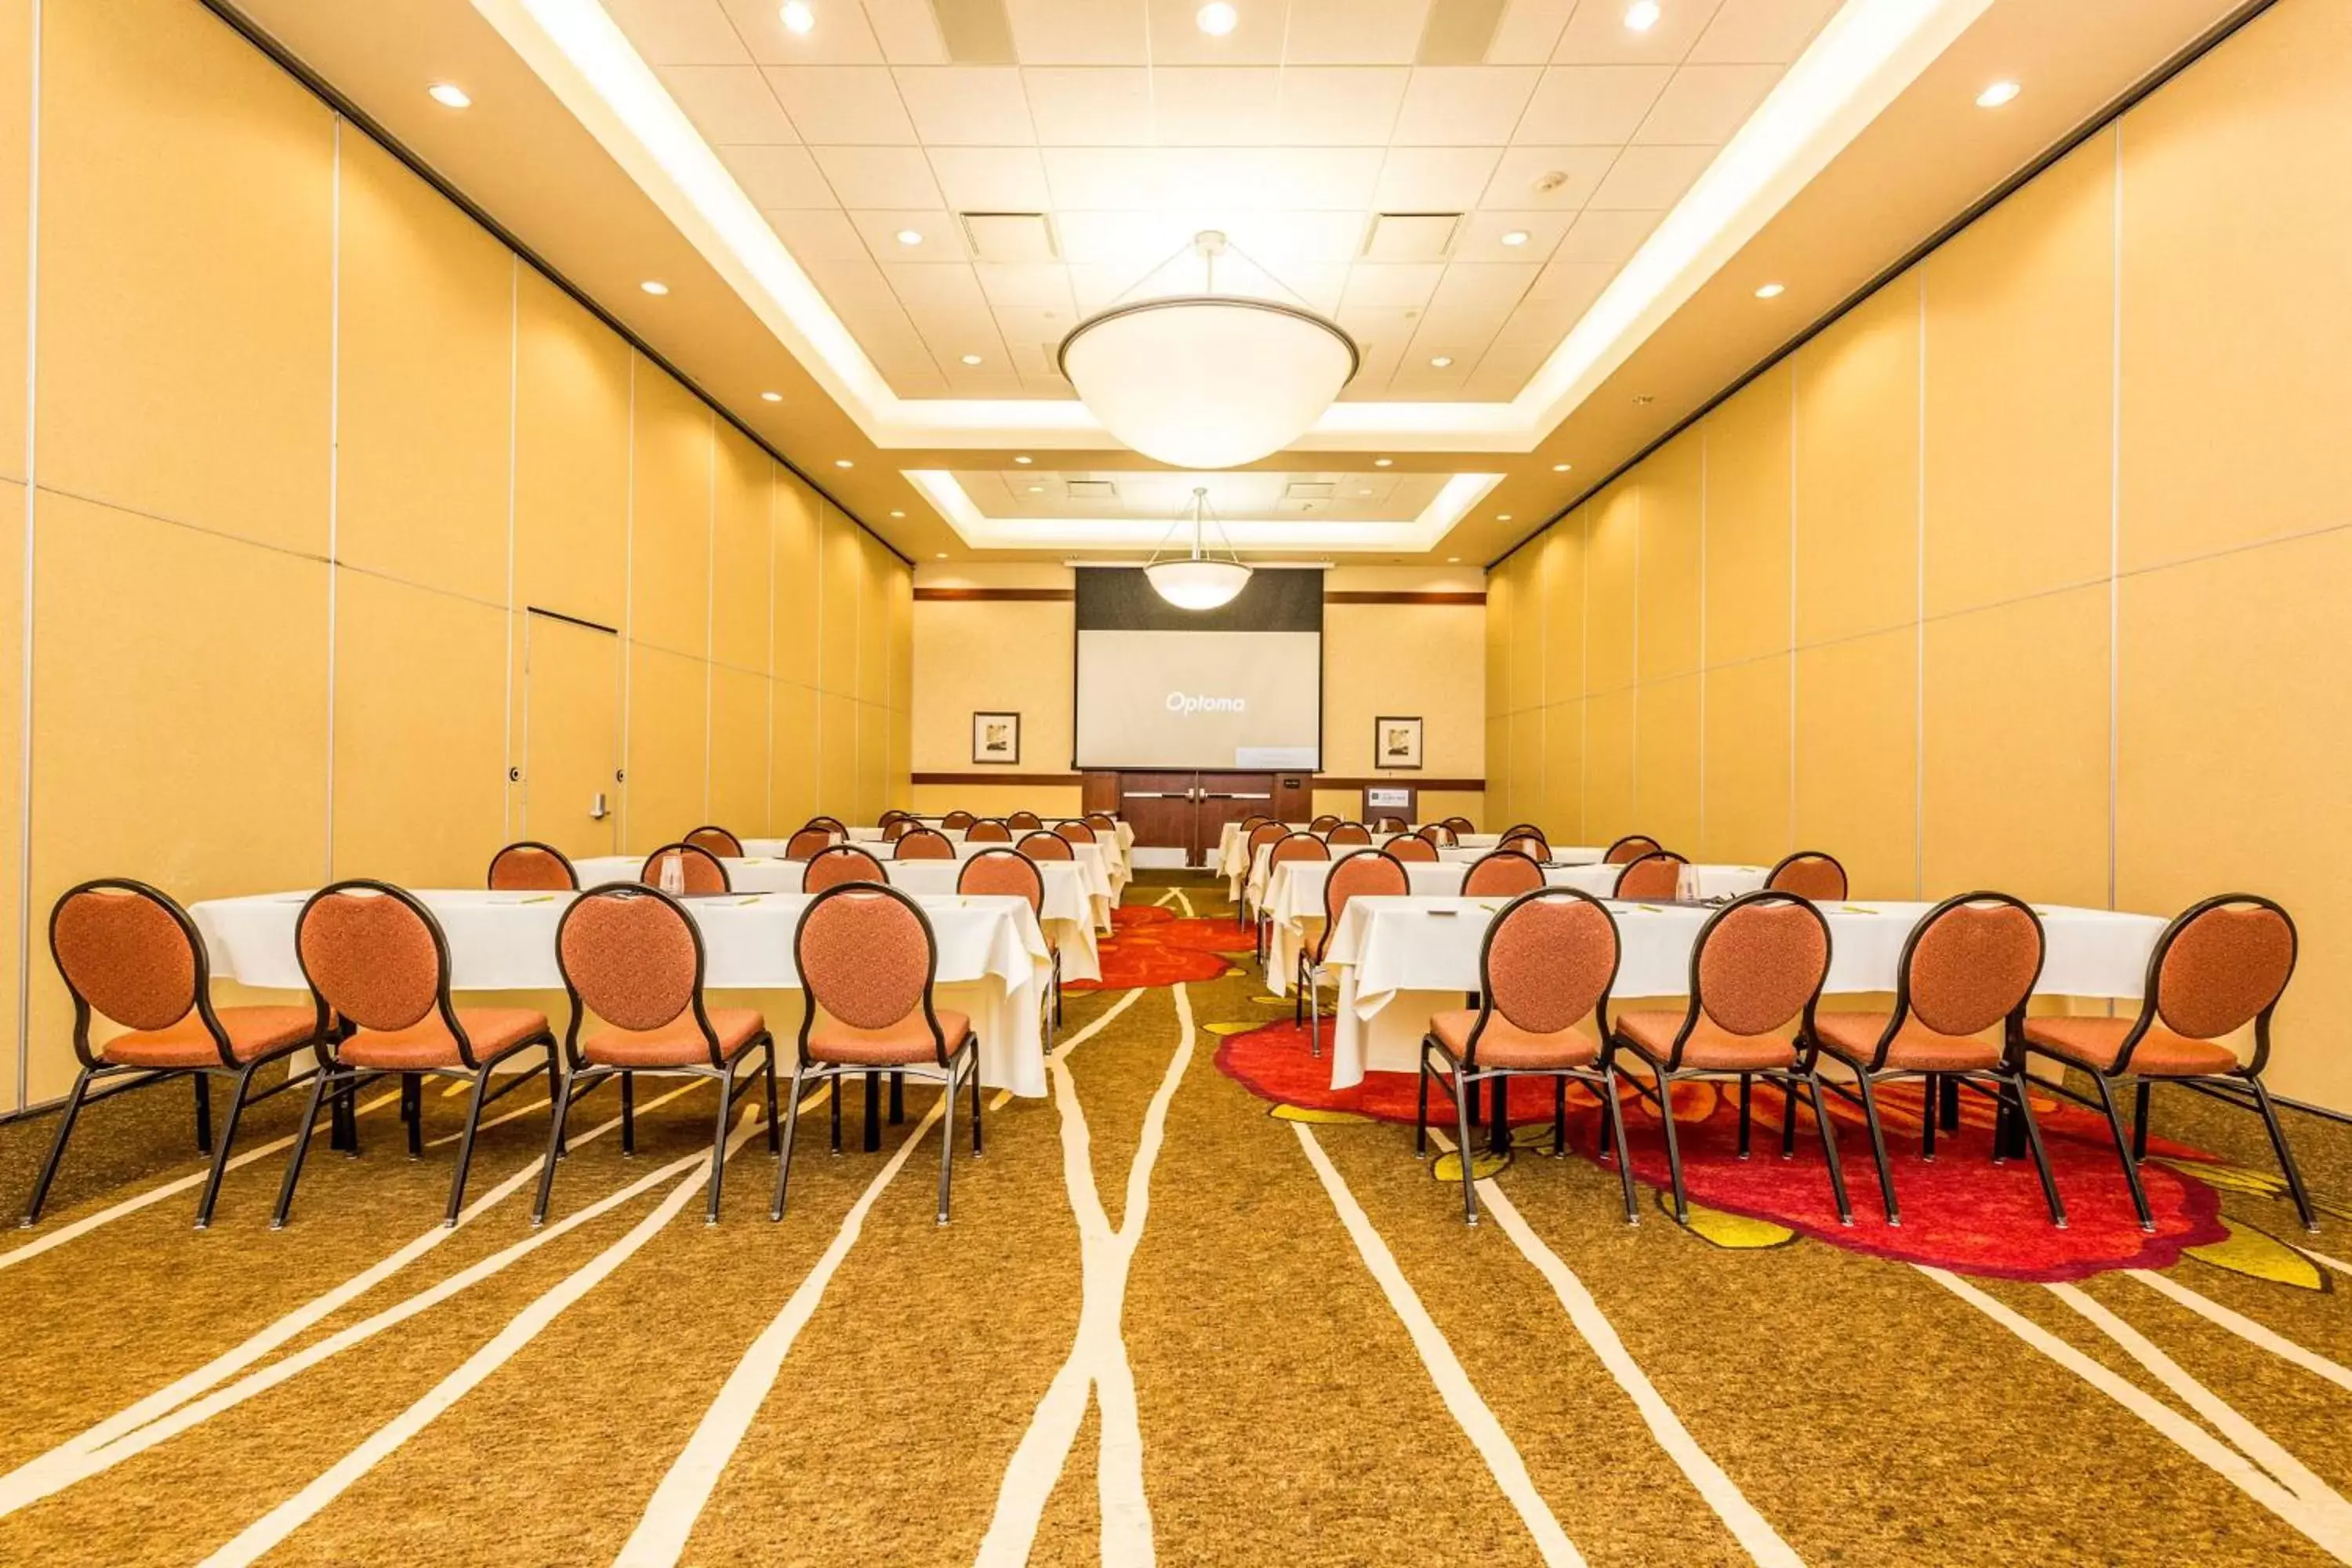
(1624, 2, 1661, 33)
(1196, 3, 1239, 37)
(427, 83, 472, 109)
(780, 2, 815, 36)
(1976, 79, 2021, 108)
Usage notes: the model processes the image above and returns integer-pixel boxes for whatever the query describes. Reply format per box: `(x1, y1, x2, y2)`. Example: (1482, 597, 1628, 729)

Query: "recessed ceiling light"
(1026, 485, 1045, 493)
(1624, 1, 1661, 33)
(960, 354, 983, 365)
(1374, 458, 1392, 467)
(1446, 557, 1461, 564)
(895, 229, 924, 248)
(1754, 281, 1785, 299)
(890, 510, 905, 517)
(1014, 455, 1033, 464)
(834, 459, 853, 468)
(1552, 463, 1572, 472)
(639, 280, 669, 296)
(1496, 513, 1513, 521)
(1429, 355, 1454, 368)
(427, 83, 471, 110)
(760, 390, 782, 402)
(1976, 79, 2022, 109)
(1196, 2, 1239, 36)
(935, 551, 947, 559)
(780, 2, 815, 35)
(1500, 230, 1530, 247)
(1356, 489, 1373, 497)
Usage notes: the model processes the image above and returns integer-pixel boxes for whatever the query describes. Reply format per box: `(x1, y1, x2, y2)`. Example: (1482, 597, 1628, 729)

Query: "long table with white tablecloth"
(1216, 824, 1505, 898)
(743, 837, 1116, 931)
(190, 887, 1055, 1097)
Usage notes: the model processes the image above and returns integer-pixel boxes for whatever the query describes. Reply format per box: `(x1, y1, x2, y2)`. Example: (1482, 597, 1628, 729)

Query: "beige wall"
(1485, 0, 2352, 1109)
(0, 0, 908, 1110)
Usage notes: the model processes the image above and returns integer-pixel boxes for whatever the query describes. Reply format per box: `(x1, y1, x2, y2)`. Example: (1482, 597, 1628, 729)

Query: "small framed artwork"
(972, 711, 1021, 765)
(1374, 716, 1425, 771)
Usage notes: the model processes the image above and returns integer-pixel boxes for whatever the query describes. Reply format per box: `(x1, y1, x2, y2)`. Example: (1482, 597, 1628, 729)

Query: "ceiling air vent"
(927, 0, 1016, 63)
(1283, 481, 1337, 501)
(1065, 479, 1118, 500)
(1363, 212, 1461, 262)
(961, 212, 1057, 262)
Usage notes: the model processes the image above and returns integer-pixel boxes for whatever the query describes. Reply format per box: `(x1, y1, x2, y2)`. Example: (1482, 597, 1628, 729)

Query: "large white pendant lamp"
(1144, 486, 1252, 610)
(1058, 231, 1359, 470)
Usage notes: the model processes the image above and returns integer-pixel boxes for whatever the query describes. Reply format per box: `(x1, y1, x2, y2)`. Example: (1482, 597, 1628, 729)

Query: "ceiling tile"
(1041, 147, 1171, 209)
(927, 145, 1054, 209)
(1686, 0, 1839, 64)
(1417, 260, 1541, 336)
(1341, 263, 1445, 310)
(1390, 67, 1542, 145)
(1145, 0, 1292, 64)
(812, 144, 946, 207)
(1588, 141, 1715, 207)
(1526, 255, 1617, 306)
(1277, 67, 1410, 146)
(720, 143, 837, 206)
(1550, 0, 1722, 64)
(761, 67, 920, 142)
(1479, 144, 1616, 208)
(800, 252, 908, 312)
(661, 65, 800, 143)
(1221, 212, 1368, 270)
(764, 205, 871, 260)
(1483, 0, 1573, 64)
(1554, 205, 1659, 265)
(1057, 212, 1203, 270)
(1373, 146, 1504, 209)
(1152, 68, 1283, 147)
(975, 260, 1077, 311)
(864, 0, 956, 63)
(1515, 64, 1671, 141)
(884, 261, 1004, 338)
(892, 67, 1036, 143)
(1455, 209, 1572, 260)
(848, 208, 975, 259)
(1004, 0, 1149, 64)
(1633, 62, 1780, 143)
(604, 0, 750, 65)
(718, 0, 887, 63)
(1283, 0, 1432, 64)
(1022, 67, 1156, 145)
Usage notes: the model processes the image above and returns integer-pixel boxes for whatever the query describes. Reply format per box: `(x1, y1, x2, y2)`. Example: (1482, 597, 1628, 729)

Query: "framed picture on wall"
(1374, 715, 1425, 771)
(973, 711, 1022, 765)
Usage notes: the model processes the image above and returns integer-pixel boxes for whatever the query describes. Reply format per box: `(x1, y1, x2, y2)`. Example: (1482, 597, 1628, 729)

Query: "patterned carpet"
(0, 873, 2348, 1565)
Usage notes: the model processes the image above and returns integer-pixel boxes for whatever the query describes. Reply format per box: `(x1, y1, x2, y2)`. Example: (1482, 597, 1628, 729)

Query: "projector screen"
(1073, 568, 1322, 770)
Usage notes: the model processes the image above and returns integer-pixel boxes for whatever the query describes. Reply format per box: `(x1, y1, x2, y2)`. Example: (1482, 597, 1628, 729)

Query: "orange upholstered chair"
(641, 843, 730, 895)
(1386, 834, 1439, 863)
(2019, 894, 2310, 1232)
(941, 810, 978, 831)
(686, 825, 743, 858)
(1462, 850, 1544, 899)
(804, 816, 847, 836)
(1297, 849, 1409, 1052)
(488, 841, 578, 892)
(784, 827, 836, 861)
(1007, 811, 1044, 831)
(24, 880, 328, 1229)
(1053, 819, 1096, 844)
(1766, 851, 1848, 902)
(877, 809, 910, 829)
(536, 885, 777, 1225)
(1605, 834, 1661, 865)
(1083, 812, 1118, 835)
(1610, 891, 1851, 1226)
(1442, 816, 1476, 834)
(1238, 820, 1288, 930)
(1499, 829, 1550, 863)
(1260, 829, 1330, 961)
(779, 884, 982, 1223)
(1240, 814, 1272, 832)
(1613, 851, 1686, 901)
(803, 845, 885, 893)
(1327, 822, 1372, 846)
(1308, 815, 1341, 833)
(1421, 887, 1632, 1225)
(961, 848, 1058, 1028)
(966, 818, 1013, 844)
(1806, 892, 2062, 1229)
(1417, 822, 1457, 848)
(884, 818, 918, 841)
(1373, 815, 1409, 833)
(278, 882, 557, 1229)
(1018, 831, 1073, 862)
(893, 828, 956, 860)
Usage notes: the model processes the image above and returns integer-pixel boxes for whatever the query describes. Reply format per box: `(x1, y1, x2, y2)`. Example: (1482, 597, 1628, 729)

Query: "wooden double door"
(1116, 771, 1302, 866)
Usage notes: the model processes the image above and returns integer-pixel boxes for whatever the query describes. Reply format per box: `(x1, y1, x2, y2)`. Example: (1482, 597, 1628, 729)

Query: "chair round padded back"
(1499, 832, 1549, 863)
(1417, 823, 1456, 847)
(1246, 822, 1286, 859)
(51, 880, 201, 1032)
(1374, 816, 1408, 833)
(805, 816, 846, 834)
(804, 845, 885, 894)
(296, 882, 447, 1034)
(878, 809, 909, 828)
(1007, 811, 1044, 830)
(785, 828, 836, 860)
(895, 828, 956, 860)
(941, 811, 978, 831)
(1442, 816, 1476, 833)
(1480, 888, 1619, 1039)
(686, 825, 743, 858)
(1900, 893, 2044, 1038)
(557, 886, 703, 1036)
(1270, 831, 1330, 869)
(1386, 835, 1439, 863)
(1613, 852, 1685, 902)
(1054, 820, 1096, 844)
(2152, 895, 2296, 1042)
(488, 841, 578, 891)
(1766, 851, 1847, 903)
(1240, 815, 1272, 831)
(967, 819, 1013, 844)
(1018, 831, 1074, 862)
(795, 884, 945, 1060)
(1605, 834, 1661, 865)
(1692, 892, 1831, 1038)
(887, 818, 920, 841)
(1327, 822, 1372, 846)
(1084, 813, 1117, 833)
(959, 848, 1043, 916)
(1323, 849, 1410, 937)
(1462, 851, 1544, 899)
(642, 844, 729, 895)
(1308, 815, 1340, 833)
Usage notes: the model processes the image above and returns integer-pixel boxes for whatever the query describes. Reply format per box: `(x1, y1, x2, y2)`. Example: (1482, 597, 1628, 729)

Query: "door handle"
(590, 791, 609, 821)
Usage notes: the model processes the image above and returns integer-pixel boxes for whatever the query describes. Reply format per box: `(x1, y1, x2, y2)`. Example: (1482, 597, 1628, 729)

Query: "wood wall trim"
(911, 771, 1086, 786)
(913, 771, 1486, 790)
(1322, 591, 1486, 605)
(913, 587, 1076, 602)
(1316, 776, 1486, 790)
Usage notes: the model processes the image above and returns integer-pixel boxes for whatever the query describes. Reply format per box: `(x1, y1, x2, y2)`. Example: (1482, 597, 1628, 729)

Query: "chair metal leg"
(533, 1066, 580, 1225)
(2089, 1072, 2154, 1232)
(1552, 1077, 1567, 1157)
(1852, 1073, 1900, 1226)
(194, 1064, 261, 1229)
(2249, 1075, 2318, 1232)
(1602, 1068, 1639, 1225)
(620, 1071, 636, 1156)
(2132, 1079, 2151, 1163)
(889, 1072, 905, 1126)
(1922, 1074, 1938, 1161)
(1780, 1073, 1798, 1159)
(772, 1065, 808, 1221)
(763, 1047, 782, 1154)
(1452, 1065, 1479, 1225)
(445, 1069, 495, 1227)
(863, 1072, 882, 1152)
(272, 1069, 337, 1229)
(829, 1075, 842, 1155)
(404, 1072, 424, 1158)
(1737, 1073, 1752, 1160)
(969, 1045, 985, 1155)
(1489, 1075, 1511, 1157)
(2004, 1071, 2067, 1229)
(1655, 1070, 1690, 1225)
(1940, 1073, 1962, 1132)
(194, 1072, 213, 1155)
(704, 1065, 734, 1225)
(20, 1067, 97, 1228)
(1414, 1047, 1432, 1158)
(1307, 966, 1322, 1058)
(937, 1058, 957, 1226)
(1807, 1073, 1853, 1226)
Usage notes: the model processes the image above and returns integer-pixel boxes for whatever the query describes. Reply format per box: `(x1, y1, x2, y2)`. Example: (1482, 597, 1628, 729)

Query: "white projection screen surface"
(1073, 568, 1323, 770)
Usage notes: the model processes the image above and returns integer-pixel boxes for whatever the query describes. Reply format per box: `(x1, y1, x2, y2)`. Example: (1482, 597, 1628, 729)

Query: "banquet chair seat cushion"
(2021, 1015, 2241, 1077)
(101, 1004, 319, 1069)
(1429, 1009, 1599, 1069)
(809, 1008, 971, 1067)
(1615, 1010, 1795, 1072)
(583, 1007, 766, 1069)
(1811, 1011, 1999, 1073)
(340, 1007, 550, 1069)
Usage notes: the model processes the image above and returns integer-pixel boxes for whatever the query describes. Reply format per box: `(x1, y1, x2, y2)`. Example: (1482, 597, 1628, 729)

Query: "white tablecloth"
(1215, 823, 1505, 897)
(895, 818, 1134, 893)
(1316, 896, 2169, 1091)
(189, 888, 1054, 1097)
(1545, 862, 1769, 900)
(1434, 844, 1606, 867)
(1261, 860, 1612, 992)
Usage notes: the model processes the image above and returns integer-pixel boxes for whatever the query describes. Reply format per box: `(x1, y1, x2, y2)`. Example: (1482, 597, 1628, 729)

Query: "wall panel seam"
(502, 254, 517, 842)
(324, 116, 340, 880)
(2108, 122, 2123, 914)
(13, 0, 38, 1105)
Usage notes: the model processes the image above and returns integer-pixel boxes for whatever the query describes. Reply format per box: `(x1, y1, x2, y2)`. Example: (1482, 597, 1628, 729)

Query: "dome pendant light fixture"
(1144, 486, 1253, 611)
(1057, 230, 1359, 470)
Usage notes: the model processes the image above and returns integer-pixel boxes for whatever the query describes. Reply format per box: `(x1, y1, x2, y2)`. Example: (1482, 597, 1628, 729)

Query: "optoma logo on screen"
(1166, 691, 1247, 716)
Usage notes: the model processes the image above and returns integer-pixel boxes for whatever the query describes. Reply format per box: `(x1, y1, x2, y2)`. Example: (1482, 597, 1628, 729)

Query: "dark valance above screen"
(1074, 567, 1324, 633)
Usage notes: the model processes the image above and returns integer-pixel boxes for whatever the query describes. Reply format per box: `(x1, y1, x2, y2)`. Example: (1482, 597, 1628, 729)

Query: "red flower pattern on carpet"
(1069, 907, 1259, 990)
(1214, 1018, 2229, 1281)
